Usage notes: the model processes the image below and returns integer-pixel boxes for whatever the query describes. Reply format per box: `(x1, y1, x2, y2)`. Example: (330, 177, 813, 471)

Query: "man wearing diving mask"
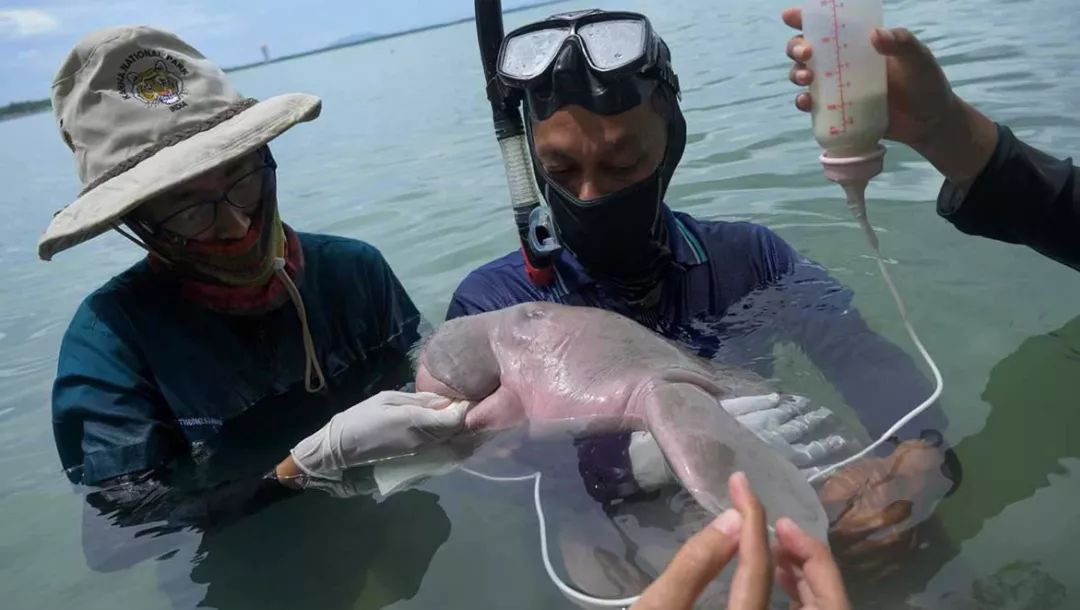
(508, 11, 687, 306)
(449, 9, 959, 570)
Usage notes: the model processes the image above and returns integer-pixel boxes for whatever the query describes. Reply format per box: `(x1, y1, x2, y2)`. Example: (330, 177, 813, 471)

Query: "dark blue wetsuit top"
(447, 207, 949, 499)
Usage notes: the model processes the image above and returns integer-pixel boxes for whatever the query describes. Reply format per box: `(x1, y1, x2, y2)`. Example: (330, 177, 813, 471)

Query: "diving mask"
(497, 9, 680, 120)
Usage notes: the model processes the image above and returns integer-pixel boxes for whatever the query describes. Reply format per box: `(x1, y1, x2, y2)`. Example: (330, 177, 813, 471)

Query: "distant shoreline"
(0, 99, 52, 121)
(225, 0, 567, 74)
(0, 0, 567, 123)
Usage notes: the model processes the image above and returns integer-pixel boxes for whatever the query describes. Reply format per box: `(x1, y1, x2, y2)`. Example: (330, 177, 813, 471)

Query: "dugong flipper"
(641, 381, 827, 537)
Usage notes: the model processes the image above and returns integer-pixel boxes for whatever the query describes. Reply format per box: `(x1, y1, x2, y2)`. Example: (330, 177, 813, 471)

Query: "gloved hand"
(630, 393, 850, 492)
(291, 391, 472, 483)
(721, 393, 850, 472)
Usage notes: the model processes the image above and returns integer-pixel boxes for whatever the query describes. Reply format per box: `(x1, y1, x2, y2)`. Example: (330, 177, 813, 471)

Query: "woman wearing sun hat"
(44, 26, 469, 535)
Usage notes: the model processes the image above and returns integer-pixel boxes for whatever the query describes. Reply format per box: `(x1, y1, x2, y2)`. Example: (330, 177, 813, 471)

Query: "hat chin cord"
(111, 224, 327, 394)
(273, 257, 327, 393)
(112, 222, 176, 267)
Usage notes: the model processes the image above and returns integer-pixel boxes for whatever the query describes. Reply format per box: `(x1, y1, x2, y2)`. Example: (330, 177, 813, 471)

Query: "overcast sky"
(0, 0, 542, 105)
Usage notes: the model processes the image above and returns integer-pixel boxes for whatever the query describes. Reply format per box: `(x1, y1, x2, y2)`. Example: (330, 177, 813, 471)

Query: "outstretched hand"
(633, 472, 851, 610)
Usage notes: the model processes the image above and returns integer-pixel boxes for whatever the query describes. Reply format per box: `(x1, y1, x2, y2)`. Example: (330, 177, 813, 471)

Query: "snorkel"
(474, 0, 559, 286)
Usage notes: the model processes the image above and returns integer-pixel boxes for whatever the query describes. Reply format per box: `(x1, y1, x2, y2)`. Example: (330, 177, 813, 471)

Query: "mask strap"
(111, 222, 175, 267)
(273, 257, 327, 393)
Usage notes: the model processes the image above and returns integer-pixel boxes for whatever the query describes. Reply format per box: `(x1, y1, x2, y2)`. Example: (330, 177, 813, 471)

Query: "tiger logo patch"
(115, 49, 191, 112)
(127, 61, 183, 106)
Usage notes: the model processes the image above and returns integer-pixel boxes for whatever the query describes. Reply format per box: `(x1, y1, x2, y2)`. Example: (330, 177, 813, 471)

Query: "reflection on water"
(900, 315, 1080, 610)
(189, 492, 449, 610)
(79, 488, 451, 610)
(431, 432, 725, 605)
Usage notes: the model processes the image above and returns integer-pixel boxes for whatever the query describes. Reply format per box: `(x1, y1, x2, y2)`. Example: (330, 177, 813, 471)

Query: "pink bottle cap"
(819, 145, 887, 185)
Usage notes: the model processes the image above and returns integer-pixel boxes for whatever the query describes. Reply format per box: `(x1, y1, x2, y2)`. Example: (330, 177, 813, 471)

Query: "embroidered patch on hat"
(115, 49, 190, 111)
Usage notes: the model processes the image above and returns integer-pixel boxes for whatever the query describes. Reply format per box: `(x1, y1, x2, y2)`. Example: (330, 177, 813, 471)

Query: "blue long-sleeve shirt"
(55, 233, 421, 486)
(52, 233, 421, 569)
(447, 207, 948, 500)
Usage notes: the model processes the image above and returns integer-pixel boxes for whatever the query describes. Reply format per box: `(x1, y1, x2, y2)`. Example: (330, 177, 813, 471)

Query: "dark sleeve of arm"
(938, 124, 1080, 271)
(53, 306, 184, 486)
(754, 231, 948, 442)
(53, 311, 299, 570)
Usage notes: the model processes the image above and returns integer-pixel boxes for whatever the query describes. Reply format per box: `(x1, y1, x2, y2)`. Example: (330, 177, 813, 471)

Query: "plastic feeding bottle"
(799, 0, 945, 485)
(803, 0, 888, 233)
(804, 0, 888, 156)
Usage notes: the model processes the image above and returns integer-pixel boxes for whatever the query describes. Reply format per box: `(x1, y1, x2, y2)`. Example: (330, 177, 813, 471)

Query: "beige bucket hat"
(38, 25, 322, 261)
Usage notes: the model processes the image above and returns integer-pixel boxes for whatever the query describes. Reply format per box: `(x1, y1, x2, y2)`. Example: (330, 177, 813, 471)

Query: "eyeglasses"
(141, 160, 276, 239)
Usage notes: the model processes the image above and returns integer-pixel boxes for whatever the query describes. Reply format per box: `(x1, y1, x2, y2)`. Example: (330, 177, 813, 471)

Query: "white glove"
(721, 393, 849, 469)
(629, 393, 850, 490)
(291, 391, 472, 482)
